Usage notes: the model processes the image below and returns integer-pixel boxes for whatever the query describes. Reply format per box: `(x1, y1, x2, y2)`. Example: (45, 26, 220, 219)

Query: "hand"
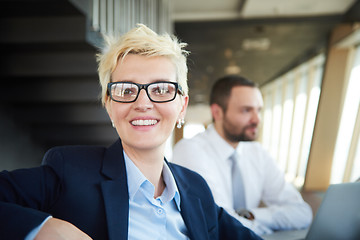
(251, 221, 273, 236)
(237, 216, 273, 235)
(35, 218, 92, 240)
(236, 209, 255, 220)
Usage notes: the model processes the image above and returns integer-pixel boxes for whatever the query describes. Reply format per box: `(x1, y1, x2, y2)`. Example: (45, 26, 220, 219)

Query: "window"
(331, 45, 360, 183)
(260, 54, 324, 188)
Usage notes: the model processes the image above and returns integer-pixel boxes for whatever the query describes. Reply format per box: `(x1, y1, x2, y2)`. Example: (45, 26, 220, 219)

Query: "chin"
(131, 137, 164, 149)
(248, 136, 257, 141)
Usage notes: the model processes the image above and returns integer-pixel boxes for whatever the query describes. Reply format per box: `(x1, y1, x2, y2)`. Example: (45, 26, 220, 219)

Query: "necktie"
(230, 152, 246, 211)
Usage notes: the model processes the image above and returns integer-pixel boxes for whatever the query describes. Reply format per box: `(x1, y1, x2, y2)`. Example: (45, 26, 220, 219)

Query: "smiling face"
(106, 54, 188, 153)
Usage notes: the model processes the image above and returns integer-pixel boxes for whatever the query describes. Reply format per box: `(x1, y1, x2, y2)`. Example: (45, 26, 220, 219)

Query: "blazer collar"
(101, 141, 209, 240)
(101, 139, 129, 240)
(101, 139, 126, 180)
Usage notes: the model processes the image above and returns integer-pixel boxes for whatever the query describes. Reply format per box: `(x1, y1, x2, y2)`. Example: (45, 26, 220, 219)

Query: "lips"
(131, 119, 158, 126)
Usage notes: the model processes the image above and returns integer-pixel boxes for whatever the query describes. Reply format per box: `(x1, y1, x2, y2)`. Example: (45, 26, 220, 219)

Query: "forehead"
(228, 86, 263, 107)
(112, 54, 176, 82)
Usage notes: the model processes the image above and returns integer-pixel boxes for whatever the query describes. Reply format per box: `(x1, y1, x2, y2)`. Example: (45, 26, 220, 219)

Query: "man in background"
(172, 75, 312, 235)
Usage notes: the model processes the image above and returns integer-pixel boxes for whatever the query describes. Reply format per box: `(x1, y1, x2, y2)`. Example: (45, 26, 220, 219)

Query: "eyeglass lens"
(110, 82, 178, 102)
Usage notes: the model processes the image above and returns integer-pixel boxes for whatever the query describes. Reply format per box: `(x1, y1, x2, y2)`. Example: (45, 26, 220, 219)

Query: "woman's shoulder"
(168, 162, 217, 206)
(45, 145, 106, 157)
(168, 163, 212, 190)
(42, 145, 107, 167)
(47, 145, 106, 154)
(169, 162, 202, 177)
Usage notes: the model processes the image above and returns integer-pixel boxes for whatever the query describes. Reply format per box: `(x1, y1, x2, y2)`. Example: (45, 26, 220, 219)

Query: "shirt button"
(157, 208, 163, 215)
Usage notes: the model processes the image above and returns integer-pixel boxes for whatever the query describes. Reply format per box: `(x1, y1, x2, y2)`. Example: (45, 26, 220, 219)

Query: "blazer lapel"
(169, 163, 209, 240)
(101, 139, 129, 240)
(180, 194, 209, 240)
(99, 145, 210, 240)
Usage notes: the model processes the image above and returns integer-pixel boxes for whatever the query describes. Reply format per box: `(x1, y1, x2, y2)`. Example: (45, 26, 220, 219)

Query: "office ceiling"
(172, 0, 359, 105)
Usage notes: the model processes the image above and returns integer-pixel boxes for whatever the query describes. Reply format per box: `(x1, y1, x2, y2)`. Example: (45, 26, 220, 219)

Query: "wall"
(0, 108, 45, 171)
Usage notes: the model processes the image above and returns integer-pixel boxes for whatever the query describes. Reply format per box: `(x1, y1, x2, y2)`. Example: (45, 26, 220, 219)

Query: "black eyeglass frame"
(107, 81, 184, 103)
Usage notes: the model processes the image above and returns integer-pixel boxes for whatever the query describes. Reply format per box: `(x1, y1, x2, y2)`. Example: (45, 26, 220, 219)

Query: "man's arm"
(249, 147, 313, 230)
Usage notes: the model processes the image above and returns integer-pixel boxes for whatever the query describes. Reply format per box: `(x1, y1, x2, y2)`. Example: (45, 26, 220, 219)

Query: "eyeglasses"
(107, 81, 184, 103)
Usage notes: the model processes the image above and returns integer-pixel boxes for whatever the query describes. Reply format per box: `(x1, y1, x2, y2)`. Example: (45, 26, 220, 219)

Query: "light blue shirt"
(124, 151, 189, 240)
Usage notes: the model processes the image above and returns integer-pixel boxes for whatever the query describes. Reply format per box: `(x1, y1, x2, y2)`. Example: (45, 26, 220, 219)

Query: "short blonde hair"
(97, 24, 189, 106)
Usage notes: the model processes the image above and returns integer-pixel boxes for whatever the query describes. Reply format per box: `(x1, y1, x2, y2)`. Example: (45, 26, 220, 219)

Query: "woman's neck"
(123, 144, 166, 198)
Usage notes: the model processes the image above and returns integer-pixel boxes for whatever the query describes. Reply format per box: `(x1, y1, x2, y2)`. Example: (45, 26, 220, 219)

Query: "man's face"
(221, 86, 263, 143)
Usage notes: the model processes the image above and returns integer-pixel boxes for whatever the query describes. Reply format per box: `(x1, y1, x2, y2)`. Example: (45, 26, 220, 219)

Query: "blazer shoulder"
(46, 145, 106, 155)
(169, 162, 203, 179)
(42, 145, 107, 167)
(168, 163, 213, 197)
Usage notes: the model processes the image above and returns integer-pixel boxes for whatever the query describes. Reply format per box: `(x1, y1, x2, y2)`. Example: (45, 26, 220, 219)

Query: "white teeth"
(131, 119, 158, 126)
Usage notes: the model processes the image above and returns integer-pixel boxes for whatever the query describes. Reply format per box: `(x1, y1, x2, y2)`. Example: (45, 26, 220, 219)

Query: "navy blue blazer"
(0, 139, 262, 240)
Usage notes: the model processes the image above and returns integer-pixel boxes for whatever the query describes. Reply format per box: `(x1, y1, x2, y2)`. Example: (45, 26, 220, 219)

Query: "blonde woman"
(0, 24, 262, 240)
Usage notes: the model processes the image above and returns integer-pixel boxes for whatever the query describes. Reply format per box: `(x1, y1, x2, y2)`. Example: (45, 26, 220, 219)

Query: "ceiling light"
(225, 61, 241, 75)
(242, 38, 271, 51)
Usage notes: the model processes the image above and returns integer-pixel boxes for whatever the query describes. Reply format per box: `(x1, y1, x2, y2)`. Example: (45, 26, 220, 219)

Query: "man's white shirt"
(172, 125, 312, 235)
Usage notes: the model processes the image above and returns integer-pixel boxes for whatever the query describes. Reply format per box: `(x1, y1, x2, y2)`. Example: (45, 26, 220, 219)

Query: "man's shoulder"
(239, 141, 264, 150)
(175, 129, 214, 150)
(168, 162, 214, 194)
(169, 162, 201, 176)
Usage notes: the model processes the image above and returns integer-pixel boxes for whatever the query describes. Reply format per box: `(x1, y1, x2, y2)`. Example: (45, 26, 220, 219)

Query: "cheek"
(237, 115, 250, 126)
(109, 103, 129, 121)
(227, 112, 247, 126)
(160, 103, 182, 122)
(164, 108, 180, 121)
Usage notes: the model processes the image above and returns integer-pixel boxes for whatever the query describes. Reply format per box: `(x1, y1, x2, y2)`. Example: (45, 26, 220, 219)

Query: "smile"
(131, 119, 158, 126)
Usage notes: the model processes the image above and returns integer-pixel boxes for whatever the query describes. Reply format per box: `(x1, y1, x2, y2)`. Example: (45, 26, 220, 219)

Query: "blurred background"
(0, 0, 359, 192)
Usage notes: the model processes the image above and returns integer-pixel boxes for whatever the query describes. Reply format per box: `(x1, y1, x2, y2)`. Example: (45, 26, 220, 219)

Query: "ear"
(210, 103, 223, 121)
(178, 95, 189, 120)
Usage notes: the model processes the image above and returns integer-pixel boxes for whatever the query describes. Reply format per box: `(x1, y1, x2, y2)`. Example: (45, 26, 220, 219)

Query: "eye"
(151, 84, 171, 95)
(241, 107, 252, 113)
(123, 88, 135, 95)
(157, 87, 169, 95)
(113, 84, 137, 97)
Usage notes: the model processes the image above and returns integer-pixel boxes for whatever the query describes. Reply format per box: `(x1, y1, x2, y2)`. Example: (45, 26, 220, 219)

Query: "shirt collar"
(162, 162, 181, 209)
(124, 151, 181, 210)
(206, 125, 234, 156)
(207, 124, 244, 160)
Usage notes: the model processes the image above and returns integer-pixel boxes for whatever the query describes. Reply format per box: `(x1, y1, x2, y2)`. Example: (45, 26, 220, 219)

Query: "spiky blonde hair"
(97, 24, 189, 106)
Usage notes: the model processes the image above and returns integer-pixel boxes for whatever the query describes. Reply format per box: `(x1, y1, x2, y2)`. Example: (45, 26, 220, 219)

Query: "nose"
(251, 110, 261, 124)
(133, 88, 153, 111)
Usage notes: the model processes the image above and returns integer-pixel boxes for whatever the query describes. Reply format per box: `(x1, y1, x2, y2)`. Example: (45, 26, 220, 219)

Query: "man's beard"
(222, 118, 257, 143)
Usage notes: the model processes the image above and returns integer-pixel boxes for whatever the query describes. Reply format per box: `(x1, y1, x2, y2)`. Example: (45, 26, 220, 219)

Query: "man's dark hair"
(210, 75, 258, 112)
